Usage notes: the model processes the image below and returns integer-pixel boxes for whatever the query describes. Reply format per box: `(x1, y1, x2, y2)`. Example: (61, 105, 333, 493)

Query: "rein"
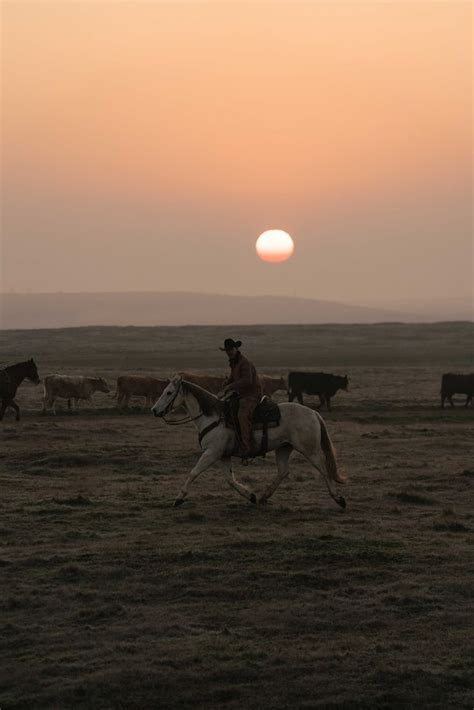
(163, 411, 205, 426)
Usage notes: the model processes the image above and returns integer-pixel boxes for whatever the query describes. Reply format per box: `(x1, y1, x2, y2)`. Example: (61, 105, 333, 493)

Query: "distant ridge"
(0, 291, 470, 329)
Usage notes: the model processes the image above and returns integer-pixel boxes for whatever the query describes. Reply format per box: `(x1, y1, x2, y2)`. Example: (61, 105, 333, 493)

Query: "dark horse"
(0, 359, 41, 421)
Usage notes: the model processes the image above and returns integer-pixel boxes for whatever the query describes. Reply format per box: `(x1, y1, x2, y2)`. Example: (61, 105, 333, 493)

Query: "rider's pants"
(238, 396, 259, 452)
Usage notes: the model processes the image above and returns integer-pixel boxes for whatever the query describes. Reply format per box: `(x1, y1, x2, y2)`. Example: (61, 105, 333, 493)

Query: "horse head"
(151, 375, 183, 417)
(27, 358, 41, 384)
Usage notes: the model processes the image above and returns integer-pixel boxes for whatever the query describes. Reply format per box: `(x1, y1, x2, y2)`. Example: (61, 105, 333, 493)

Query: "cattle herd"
(0, 361, 473, 420)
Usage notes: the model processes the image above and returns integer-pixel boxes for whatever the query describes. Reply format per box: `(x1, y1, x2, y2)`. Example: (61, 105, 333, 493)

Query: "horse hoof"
(173, 498, 185, 507)
(250, 493, 257, 505)
(338, 496, 346, 509)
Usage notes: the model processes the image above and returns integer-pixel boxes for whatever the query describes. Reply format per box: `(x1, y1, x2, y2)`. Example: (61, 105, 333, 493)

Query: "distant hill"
(0, 291, 470, 329)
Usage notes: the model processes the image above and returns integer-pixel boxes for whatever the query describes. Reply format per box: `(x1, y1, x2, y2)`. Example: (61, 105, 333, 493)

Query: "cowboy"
(220, 338, 262, 458)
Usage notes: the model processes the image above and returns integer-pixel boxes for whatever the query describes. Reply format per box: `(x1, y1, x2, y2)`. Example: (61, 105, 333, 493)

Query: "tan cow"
(259, 375, 287, 398)
(114, 375, 168, 410)
(43, 375, 110, 414)
(178, 372, 225, 394)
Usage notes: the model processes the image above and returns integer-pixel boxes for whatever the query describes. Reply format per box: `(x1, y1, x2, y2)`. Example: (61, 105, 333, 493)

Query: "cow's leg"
(448, 394, 455, 408)
(0, 399, 7, 420)
(174, 448, 222, 507)
(259, 445, 293, 505)
(44, 397, 54, 414)
(326, 396, 332, 412)
(51, 397, 57, 415)
(297, 392, 304, 405)
(67, 399, 72, 410)
(221, 456, 257, 504)
(441, 393, 445, 409)
(465, 395, 472, 408)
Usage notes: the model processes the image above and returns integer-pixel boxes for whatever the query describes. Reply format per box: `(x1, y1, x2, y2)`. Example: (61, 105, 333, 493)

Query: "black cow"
(288, 371, 348, 410)
(441, 373, 474, 408)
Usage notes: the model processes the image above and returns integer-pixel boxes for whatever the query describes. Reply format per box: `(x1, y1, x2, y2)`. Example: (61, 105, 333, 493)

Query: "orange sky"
(2, 1, 472, 307)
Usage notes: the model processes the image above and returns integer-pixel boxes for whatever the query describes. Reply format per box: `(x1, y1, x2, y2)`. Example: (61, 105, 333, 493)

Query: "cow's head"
(95, 377, 110, 394)
(152, 375, 183, 417)
(26, 358, 41, 384)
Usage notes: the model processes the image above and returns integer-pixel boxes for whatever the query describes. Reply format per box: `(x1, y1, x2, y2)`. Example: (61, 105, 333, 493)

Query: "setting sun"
(256, 230, 295, 263)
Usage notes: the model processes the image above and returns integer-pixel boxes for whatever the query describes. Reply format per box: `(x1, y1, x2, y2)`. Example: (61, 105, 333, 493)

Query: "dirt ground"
(1, 324, 473, 708)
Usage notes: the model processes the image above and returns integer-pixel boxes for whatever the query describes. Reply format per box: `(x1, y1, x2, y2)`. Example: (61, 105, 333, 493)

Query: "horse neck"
(182, 389, 219, 429)
(5, 362, 28, 386)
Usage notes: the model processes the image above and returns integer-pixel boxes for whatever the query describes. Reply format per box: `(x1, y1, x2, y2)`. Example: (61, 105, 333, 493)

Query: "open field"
(1, 323, 473, 708)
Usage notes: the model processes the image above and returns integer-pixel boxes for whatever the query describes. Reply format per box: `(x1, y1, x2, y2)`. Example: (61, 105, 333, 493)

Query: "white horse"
(152, 376, 347, 508)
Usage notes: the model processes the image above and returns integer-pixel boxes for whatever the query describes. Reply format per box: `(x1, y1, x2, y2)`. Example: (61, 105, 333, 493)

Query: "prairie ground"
(1, 323, 473, 708)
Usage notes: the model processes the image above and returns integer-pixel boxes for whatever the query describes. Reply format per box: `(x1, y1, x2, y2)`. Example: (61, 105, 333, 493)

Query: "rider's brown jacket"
(225, 352, 262, 400)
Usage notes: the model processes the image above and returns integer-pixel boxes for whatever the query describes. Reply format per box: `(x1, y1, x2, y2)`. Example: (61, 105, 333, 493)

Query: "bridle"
(161, 379, 206, 426)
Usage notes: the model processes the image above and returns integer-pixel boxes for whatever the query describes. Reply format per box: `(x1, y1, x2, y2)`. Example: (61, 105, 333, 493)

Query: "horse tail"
(318, 414, 347, 484)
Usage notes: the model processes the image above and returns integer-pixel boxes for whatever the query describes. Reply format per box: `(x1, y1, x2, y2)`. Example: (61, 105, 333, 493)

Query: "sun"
(256, 230, 294, 263)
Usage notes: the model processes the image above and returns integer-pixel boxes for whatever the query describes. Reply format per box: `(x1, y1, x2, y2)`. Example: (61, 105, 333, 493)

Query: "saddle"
(222, 395, 281, 460)
(223, 395, 281, 430)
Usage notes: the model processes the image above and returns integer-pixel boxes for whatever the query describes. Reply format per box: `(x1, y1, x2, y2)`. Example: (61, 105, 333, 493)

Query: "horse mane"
(5, 360, 33, 372)
(181, 380, 224, 416)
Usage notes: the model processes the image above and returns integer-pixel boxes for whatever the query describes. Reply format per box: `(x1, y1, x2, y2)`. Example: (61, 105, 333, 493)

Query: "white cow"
(43, 375, 110, 414)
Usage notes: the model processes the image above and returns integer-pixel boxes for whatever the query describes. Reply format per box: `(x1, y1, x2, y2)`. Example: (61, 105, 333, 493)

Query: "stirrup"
(241, 448, 258, 465)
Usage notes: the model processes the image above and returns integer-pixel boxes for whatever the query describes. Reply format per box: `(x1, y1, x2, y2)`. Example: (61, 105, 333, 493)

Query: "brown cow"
(178, 372, 225, 394)
(115, 375, 168, 410)
(43, 375, 110, 414)
(259, 375, 286, 398)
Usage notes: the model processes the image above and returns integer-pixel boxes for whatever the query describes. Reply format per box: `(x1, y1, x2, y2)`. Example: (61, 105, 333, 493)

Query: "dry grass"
(1, 324, 473, 708)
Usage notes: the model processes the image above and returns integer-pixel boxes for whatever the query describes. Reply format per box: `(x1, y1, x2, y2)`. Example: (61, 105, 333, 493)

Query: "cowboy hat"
(219, 338, 242, 351)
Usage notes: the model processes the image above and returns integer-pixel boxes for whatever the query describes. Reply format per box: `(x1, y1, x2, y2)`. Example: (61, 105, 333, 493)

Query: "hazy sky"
(2, 1, 472, 307)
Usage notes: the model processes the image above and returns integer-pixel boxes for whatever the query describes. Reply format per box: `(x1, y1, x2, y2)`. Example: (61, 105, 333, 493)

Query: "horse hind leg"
(259, 444, 293, 505)
(0, 399, 8, 420)
(304, 451, 345, 509)
(222, 456, 257, 504)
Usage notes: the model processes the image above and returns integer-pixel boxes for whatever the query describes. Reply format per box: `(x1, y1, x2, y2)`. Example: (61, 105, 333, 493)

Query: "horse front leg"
(259, 445, 293, 505)
(221, 456, 257, 504)
(10, 400, 20, 422)
(174, 448, 222, 507)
